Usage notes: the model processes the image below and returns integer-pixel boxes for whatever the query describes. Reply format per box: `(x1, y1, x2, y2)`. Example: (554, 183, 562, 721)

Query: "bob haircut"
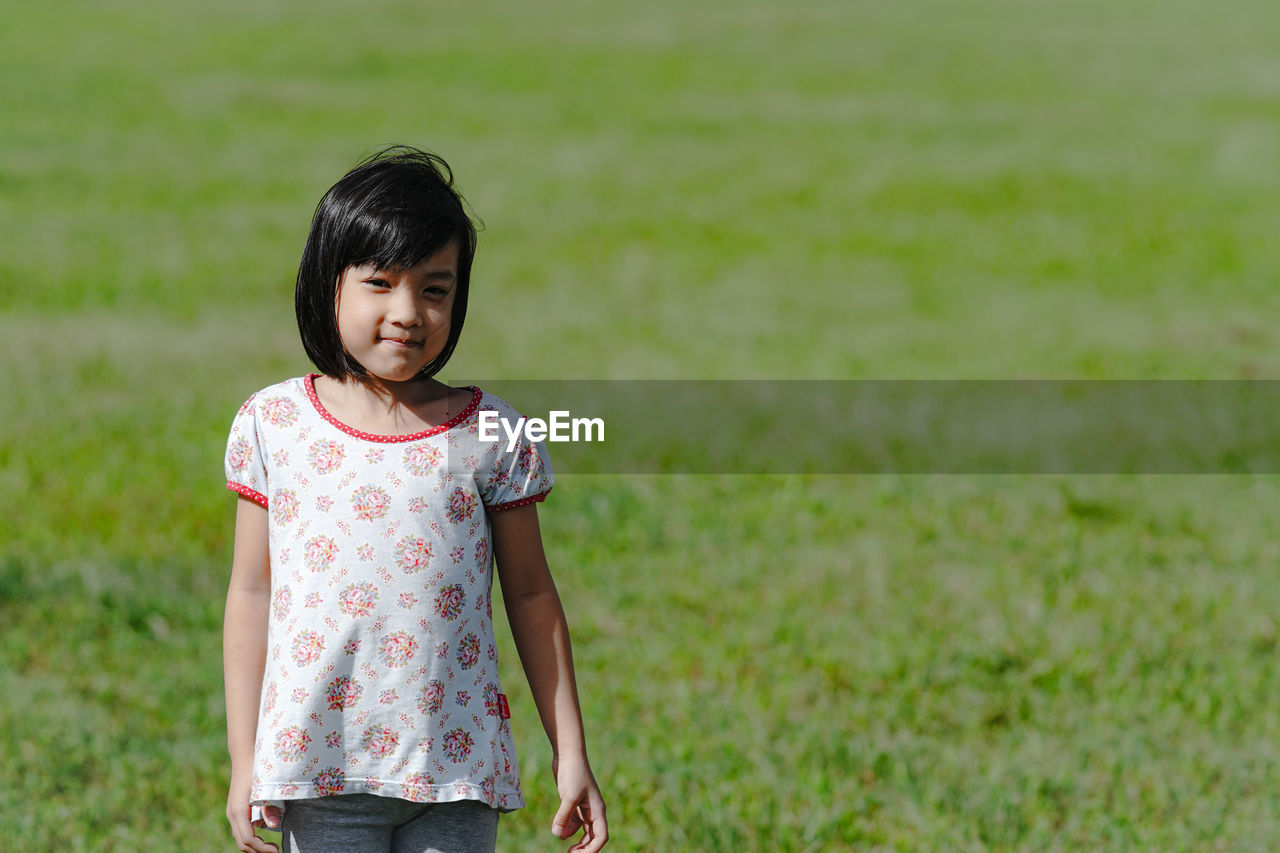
(295, 146, 479, 382)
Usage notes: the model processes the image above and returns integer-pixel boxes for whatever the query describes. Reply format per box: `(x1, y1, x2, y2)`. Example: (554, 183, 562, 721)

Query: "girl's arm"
(491, 504, 609, 853)
(223, 496, 281, 853)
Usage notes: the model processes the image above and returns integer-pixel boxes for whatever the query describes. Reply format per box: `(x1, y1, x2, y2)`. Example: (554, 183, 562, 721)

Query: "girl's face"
(334, 242, 459, 387)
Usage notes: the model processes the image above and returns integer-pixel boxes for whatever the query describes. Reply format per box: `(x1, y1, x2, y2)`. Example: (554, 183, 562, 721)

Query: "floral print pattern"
(271, 489, 299, 526)
(395, 536, 432, 574)
(456, 633, 481, 670)
(378, 631, 418, 668)
(304, 535, 338, 571)
(361, 724, 400, 758)
(275, 726, 311, 761)
(418, 679, 445, 715)
(307, 438, 345, 474)
(292, 630, 326, 666)
(350, 484, 391, 521)
(404, 444, 442, 475)
(259, 396, 298, 427)
(403, 773, 436, 802)
(227, 438, 254, 473)
(312, 767, 345, 797)
(325, 675, 362, 711)
(484, 684, 502, 718)
(338, 582, 378, 618)
(272, 586, 292, 620)
(445, 487, 478, 524)
(443, 728, 475, 764)
(434, 584, 465, 621)
(224, 376, 552, 810)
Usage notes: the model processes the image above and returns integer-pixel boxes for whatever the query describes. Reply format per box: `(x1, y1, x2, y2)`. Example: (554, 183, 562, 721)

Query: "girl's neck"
(313, 374, 467, 436)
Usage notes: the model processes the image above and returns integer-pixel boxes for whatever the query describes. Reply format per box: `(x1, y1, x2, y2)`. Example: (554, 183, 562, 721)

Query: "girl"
(223, 147, 608, 853)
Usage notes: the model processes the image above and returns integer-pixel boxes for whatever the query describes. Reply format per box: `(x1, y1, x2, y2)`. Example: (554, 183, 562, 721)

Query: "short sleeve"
(225, 393, 268, 507)
(477, 397, 555, 511)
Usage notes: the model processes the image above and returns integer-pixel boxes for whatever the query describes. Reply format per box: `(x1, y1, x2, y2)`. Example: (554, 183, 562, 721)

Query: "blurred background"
(4, 0, 1280, 849)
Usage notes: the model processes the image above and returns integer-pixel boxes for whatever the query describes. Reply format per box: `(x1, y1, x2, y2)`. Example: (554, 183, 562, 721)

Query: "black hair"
(295, 146, 479, 381)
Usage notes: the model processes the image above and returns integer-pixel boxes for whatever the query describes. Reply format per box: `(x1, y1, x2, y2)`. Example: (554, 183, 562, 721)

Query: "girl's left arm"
(491, 503, 608, 853)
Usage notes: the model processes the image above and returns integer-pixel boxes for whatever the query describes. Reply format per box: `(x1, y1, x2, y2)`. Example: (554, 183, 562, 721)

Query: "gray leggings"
(280, 794, 498, 853)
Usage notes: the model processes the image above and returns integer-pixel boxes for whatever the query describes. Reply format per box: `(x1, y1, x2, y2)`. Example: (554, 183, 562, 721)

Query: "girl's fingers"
(564, 801, 608, 852)
(231, 807, 281, 853)
(577, 797, 609, 852)
(576, 824, 608, 852)
(552, 797, 583, 839)
(230, 812, 253, 848)
(241, 833, 281, 853)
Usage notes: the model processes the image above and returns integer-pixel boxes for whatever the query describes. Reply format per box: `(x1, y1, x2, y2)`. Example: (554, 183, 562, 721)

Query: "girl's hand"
(226, 775, 282, 853)
(551, 754, 609, 852)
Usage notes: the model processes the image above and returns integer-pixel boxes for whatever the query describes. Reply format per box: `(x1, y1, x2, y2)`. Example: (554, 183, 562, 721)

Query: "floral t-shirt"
(224, 375, 553, 811)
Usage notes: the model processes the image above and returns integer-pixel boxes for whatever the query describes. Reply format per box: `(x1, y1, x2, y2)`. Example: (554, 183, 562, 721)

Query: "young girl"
(223, 147, 608, 853)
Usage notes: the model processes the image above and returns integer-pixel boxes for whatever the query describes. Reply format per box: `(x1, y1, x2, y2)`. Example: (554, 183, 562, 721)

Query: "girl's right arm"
(223, 496, 281, 853)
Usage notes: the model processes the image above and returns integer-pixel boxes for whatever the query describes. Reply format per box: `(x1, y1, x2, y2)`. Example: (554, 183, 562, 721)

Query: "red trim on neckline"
(304, 374, 482, 443)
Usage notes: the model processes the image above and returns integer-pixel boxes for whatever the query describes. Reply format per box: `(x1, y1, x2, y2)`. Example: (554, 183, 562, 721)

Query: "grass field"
(5, 0, 1280, 849)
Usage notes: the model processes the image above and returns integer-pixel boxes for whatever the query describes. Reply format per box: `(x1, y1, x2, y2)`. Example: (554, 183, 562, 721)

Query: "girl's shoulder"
(468, 387, 526, 419)
(230, 376, 311, 423)
(248, 375, 310, 401)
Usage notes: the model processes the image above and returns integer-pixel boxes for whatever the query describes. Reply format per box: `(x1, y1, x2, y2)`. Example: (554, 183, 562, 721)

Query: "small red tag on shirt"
(497, 694, 511, 719)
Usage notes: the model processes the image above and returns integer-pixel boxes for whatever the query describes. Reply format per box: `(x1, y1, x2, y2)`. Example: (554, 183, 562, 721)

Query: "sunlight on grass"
(6, 0, 1280, 849)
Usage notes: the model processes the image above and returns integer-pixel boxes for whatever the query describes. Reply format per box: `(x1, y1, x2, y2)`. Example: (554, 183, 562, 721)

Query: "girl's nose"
(388, 289, 423, 326)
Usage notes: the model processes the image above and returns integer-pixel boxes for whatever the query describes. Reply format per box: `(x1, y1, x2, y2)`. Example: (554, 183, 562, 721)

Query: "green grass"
(5, 0, 1280, 849)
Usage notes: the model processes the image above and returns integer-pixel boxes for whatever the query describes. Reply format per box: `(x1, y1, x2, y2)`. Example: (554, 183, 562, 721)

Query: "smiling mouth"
(380, 337, 421, 347)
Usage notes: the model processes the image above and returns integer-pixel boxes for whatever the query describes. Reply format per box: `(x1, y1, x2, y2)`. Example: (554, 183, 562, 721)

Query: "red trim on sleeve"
(488, 488, 552, 512)
(227, 481, 268, 508)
